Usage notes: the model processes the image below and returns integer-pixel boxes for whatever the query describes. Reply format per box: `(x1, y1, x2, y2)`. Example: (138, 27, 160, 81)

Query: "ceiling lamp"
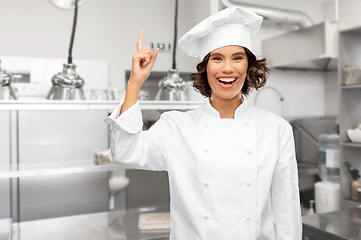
(0, 60, 17, 100)
(50, 0, 86, 10)
(155, 0, 187, 101)
(47, 0, 85, 100)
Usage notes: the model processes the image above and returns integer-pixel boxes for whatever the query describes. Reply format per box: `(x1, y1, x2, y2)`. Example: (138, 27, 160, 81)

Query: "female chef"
(105, 6, 302, 240)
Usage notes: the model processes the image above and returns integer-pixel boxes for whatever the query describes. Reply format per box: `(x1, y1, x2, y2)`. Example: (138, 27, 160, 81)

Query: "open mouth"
(217, 77, 237, 86)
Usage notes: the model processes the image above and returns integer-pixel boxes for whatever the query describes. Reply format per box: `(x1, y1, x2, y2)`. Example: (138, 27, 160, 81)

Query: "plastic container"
(318, 134, 340, 183)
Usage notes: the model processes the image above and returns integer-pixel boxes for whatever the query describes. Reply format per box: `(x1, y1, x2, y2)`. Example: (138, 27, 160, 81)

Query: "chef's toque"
(178, 6, 263, 60)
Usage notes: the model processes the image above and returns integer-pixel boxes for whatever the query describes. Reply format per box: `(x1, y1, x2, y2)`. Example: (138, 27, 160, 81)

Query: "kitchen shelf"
(338, 24, 361, 209)
(342, 198, 361, 209)
(0, 160, 123, 179)
(0, 100, 205, 111)
(340, 84, 361, 89)
(341, 142, 361, 148)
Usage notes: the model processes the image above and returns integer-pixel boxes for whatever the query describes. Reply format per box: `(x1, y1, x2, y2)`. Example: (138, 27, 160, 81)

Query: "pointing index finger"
(137, 30, 143, 51)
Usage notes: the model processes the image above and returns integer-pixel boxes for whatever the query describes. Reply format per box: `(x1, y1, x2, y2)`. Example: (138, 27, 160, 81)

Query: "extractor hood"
(261, 21, 338, 71)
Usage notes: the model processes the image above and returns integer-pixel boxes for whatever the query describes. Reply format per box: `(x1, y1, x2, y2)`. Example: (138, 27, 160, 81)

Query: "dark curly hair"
(190, 47, 270, 97)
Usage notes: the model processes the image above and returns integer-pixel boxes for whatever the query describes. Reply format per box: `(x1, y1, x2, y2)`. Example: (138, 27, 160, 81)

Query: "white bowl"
(347, 129, 361, 143)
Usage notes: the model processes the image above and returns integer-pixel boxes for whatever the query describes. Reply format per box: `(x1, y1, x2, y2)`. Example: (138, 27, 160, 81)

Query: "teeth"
(218, 77, 236, 82)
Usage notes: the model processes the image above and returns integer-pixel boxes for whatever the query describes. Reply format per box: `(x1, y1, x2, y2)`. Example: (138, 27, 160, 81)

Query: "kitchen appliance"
(0, 56, 108, 99)
(46, 63, 85, 100)
(262, 21, 338, 71)
(155, 0, 187, 101)
(0, 60, 17, 100)
(155, 69, 187, 101)
(47, 0, 85, 100)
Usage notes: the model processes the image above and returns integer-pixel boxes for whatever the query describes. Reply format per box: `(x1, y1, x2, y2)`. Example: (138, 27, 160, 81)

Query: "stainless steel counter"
(11, 206, 170, 240)
(302, 208, 361, 240)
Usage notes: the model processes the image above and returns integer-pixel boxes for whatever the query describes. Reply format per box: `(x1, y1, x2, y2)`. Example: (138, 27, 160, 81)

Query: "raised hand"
(120, 30, 159, 115)
(130, 30, 159, 85)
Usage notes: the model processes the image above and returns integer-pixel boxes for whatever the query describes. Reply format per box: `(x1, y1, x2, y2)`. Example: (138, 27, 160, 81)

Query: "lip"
(216, 77, 238, 89)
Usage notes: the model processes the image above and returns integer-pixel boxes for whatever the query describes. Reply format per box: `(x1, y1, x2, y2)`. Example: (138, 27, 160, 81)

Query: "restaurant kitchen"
(1, 0, 361, 239)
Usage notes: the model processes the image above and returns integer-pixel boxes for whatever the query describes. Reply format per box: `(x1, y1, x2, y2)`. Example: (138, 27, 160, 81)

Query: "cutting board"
(138, 212, 170, 230)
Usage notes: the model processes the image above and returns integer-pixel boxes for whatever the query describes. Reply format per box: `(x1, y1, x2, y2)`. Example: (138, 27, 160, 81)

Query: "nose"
(222, 60, 234, 73)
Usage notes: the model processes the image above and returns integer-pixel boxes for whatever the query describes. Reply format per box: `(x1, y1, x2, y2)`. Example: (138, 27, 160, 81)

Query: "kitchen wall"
(0, 0, 209, 89)
(0, 0, 340, 119)
(228, 0, 339, 119)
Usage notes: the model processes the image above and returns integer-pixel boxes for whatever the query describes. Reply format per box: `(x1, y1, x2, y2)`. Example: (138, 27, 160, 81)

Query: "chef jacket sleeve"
(104, 100, 176, 171)
(271, 123, 302, 240)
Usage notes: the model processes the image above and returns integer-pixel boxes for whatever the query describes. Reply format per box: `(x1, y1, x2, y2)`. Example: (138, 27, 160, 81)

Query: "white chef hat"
(178, 6, 263, 60)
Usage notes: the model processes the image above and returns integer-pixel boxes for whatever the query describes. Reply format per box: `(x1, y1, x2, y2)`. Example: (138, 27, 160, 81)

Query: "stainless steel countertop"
(12, 206, 169, 240)
(302, 208, 361, 240)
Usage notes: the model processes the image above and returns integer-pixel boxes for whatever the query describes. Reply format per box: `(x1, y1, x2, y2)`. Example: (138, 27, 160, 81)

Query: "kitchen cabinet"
(0, 101, 203, 222)
(338, 25, 361, 209)
(262, 21, 338, 71)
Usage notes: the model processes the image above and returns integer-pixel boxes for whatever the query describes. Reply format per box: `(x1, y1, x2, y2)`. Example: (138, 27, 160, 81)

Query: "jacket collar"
(204, 95, 249, 119)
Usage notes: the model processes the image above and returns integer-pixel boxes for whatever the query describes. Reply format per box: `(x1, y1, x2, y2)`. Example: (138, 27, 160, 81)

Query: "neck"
(210, 95, 243, 119)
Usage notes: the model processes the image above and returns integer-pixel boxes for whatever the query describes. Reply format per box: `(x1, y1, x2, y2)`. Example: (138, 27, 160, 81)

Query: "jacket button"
(244, 122, 250, 126)
(203, 123, 208, 127)
(245, 215, 250, 220)
(204, 182, 208, 187)
(245, 181, 251, 186)
(204, 215, 209, 219)
(204, 149, 208, 153)
(245, 149, 251, 154)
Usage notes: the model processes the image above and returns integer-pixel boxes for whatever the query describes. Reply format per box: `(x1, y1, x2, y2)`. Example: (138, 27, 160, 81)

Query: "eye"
(211, 56, 222, 61)
(234, 56, 244, 61)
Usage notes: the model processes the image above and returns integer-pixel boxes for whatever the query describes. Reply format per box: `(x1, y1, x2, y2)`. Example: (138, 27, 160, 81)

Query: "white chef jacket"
(105, 97, 302, 240)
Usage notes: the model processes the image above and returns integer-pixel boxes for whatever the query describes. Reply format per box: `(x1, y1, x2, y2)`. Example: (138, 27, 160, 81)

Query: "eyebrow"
(210, 51, 247, 57)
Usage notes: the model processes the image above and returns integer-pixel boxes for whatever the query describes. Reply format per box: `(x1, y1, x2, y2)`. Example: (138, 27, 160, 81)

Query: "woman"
(105, 6, 302, 240)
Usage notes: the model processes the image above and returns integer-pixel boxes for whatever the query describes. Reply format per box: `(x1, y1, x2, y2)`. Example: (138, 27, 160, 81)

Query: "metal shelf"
(340, 84, 361, 90)
(0, 159, 123, 179)
(0, 100, 204, 111)
(342, 198, 361, 209)
(342, 141, 361, 148)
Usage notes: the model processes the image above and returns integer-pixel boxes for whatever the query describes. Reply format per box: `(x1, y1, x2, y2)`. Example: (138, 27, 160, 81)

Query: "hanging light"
(50, 0, 86, 10)
(155, 0, 187, 101)
(0, 60, 17, 100)
(46, 0, 85, 100)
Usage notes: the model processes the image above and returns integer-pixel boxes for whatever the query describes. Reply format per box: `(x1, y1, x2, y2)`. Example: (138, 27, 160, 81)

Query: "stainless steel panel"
(19, 172, 109, 221)
(126, 170, 170, 211)
(12, 207, 170, 240)
(262, 22, 338, 71)
(293, 117, 338, 165)
(17, 110, 109, 221)
(18, 110, 108, 164)
(302, 208, 361, 240)
(0, 111, 10, 219)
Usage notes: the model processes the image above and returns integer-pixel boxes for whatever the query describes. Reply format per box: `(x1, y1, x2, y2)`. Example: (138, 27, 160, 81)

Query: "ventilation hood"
(261, 21, 338, 71)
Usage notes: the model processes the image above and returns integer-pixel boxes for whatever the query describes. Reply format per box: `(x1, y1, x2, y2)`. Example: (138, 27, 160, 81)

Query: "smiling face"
(207, 45, 248, 104)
